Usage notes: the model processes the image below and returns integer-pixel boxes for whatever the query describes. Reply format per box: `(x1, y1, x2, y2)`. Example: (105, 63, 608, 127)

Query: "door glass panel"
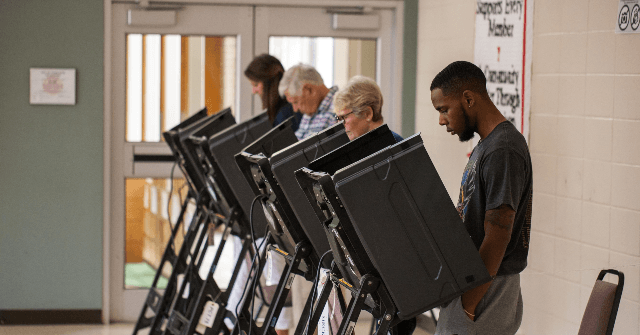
(269, 36, 377, 89)
(125, 177, 192, 289)
(126, 34, 237, 142)
(124, 177, 238, 290)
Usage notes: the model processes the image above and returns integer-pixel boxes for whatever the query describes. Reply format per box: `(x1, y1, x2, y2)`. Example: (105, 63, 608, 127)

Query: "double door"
(108, 0, 402, 321)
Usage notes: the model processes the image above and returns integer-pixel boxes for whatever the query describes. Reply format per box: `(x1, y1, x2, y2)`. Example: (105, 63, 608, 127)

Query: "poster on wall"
(474, 0, 533, 145)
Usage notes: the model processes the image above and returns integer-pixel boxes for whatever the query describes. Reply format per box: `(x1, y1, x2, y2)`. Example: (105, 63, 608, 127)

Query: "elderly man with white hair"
(279, 63, 338, 140)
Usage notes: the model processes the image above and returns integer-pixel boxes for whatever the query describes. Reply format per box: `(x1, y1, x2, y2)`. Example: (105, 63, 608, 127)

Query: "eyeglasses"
(335, 110, 356, 122)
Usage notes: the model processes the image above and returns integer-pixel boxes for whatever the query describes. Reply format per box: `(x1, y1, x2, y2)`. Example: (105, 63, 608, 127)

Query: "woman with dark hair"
(244, 54, 301, 130)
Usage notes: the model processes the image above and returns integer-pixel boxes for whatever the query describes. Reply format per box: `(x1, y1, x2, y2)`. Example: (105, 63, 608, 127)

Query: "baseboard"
(0, 309, 102, 325)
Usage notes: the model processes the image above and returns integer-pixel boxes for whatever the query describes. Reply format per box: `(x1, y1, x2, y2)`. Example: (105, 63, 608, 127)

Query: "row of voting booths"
(132, 107, 492, 335)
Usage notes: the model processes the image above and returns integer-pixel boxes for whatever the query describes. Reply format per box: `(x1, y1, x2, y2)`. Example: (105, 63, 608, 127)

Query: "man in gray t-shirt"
(430, 61, 532, 335)
(459, 121, 532, 276)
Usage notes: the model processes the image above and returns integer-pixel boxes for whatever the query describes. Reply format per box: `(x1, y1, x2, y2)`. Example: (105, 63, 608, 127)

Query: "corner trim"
(103, 0, 112, 325)
(401, 0, 418, 137)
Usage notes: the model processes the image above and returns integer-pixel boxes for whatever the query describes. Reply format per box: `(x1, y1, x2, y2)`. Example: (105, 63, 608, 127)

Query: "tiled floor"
(0, 315, 435, 335)
(0, 323, 135, 335)
(2, 235, 435, 335)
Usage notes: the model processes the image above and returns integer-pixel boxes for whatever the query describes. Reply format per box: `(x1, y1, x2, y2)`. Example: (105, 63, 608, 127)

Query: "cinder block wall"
(415, 0, 640, 333)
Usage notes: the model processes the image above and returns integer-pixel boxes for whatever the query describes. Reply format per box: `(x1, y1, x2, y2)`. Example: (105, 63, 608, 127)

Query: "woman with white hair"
(333, 75, 402, 142)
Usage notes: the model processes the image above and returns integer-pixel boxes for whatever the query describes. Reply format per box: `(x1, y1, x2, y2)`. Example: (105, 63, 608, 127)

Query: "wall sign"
(30, 68, 76, 105)
(474, 0, 533, 143)
(616, 0, 640, 33)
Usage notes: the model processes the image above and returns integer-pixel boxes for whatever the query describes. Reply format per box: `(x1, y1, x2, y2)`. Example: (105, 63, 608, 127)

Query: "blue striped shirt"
(294, 86, 338, 140)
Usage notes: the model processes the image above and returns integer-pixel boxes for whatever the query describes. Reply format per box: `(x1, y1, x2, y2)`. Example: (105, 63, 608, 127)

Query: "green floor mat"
(125, 262, 168, 289)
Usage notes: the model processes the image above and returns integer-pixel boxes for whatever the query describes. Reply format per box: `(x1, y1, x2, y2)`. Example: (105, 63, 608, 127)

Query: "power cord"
(249, 193, 269, 258)
(234, 228, 271, 335)
(248, 194, 270, 335)
(305, 250, 334, 335)
(232, 193, 269, 334)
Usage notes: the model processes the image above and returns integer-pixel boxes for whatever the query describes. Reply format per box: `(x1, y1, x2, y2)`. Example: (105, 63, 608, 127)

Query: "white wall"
(415, 0, 640, 333)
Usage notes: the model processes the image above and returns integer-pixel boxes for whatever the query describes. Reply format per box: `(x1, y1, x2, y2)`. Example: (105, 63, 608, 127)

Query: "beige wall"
(416, 0, 477, 200)
(416, 0, 640, 334)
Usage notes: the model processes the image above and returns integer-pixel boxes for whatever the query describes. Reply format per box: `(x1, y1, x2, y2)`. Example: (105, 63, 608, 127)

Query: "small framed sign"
(30, 68, 76, 105)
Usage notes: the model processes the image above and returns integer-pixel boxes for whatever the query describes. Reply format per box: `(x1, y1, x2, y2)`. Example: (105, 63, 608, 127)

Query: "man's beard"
(458, 108, 476, 142)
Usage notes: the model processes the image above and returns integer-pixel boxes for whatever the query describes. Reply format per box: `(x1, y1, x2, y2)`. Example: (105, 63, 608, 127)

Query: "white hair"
(278, 63, 324, 97)
(333, 75, 384, 122)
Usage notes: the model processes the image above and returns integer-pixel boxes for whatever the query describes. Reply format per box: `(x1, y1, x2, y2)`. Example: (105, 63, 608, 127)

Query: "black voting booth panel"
(268, 122, 349, 268)
(294, 170, 394, 335)
(176, 108, 237, 196)
(233, 118, 301, 254)
(163, 107, 211, 196)
(207, 111, 273, 237)
(192, 139, 239, 231)
(162, 108, 234, 192)
(178, 109, 238, 216)
(229, 117, 306, 335)
(164, 107, 208, 156)
(157, 111, 279, 335)
(308, 124, 397, 175)
(295, 168, 376, 294)
(291, 124, 398, 291)
(236, 122, 349, 270)
(240, 116, 300, 159)
(287, 126, 400, 335)
(293, 132, 490, 335)
(134, 108, 240, 335)
(332, 133, 491, 320)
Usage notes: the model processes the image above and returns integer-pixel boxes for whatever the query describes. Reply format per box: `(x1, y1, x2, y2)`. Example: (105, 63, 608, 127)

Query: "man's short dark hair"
(430, 61, 487, 96)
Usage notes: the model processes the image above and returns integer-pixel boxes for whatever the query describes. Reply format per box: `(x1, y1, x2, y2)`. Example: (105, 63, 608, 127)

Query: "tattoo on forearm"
(485, 207, 515, 232)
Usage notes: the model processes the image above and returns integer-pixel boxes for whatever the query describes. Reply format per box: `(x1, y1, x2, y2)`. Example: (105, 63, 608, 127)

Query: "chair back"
(577, 269, 624, 335)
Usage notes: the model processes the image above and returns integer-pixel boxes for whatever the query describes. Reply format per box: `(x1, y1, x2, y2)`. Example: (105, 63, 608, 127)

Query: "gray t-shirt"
(457, 121, 533, 276)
